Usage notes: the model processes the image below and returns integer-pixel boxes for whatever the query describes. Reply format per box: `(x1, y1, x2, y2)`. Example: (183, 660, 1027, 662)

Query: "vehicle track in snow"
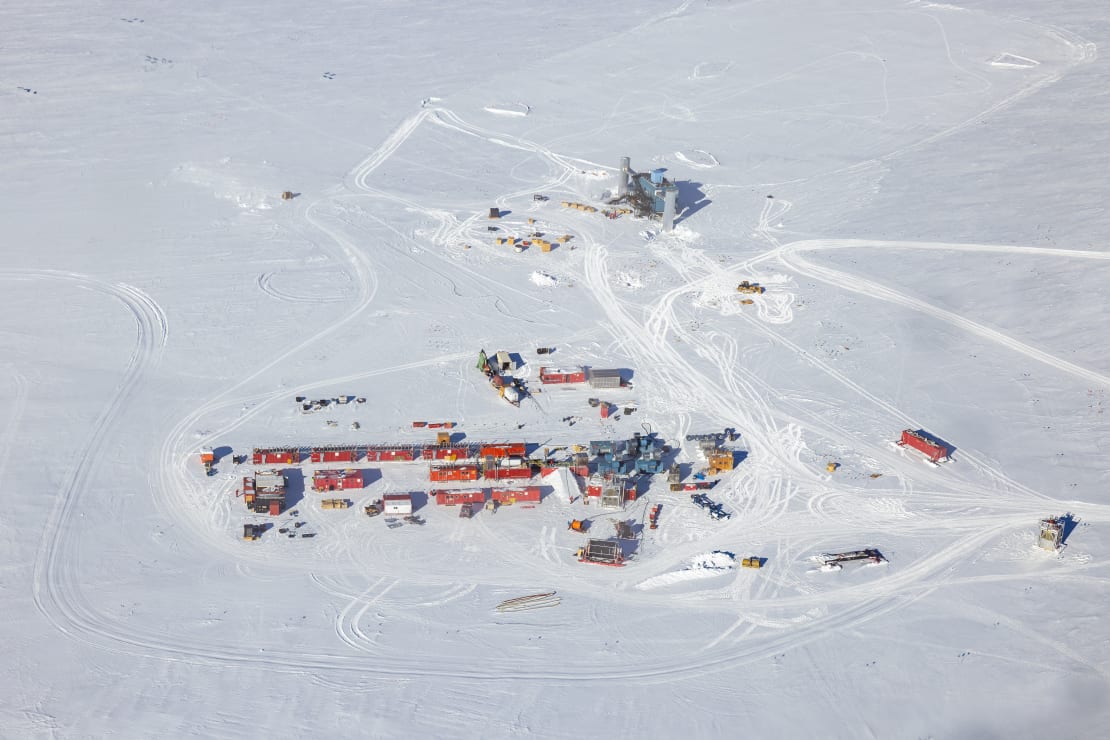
(3, 271, 169, 658)
(0, 364, 29, 489)
(22, 66, 1110, 686)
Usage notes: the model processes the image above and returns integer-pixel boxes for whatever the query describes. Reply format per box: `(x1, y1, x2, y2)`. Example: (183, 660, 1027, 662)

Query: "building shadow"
(1060, 512, 1079, 544)
(617, 537, 640, 559)
(675, 181, 711, 224)
(282, 468, 306, 510)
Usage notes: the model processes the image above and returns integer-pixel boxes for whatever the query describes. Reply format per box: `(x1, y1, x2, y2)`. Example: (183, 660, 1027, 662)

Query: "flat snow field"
(3, 1, 1110, 738)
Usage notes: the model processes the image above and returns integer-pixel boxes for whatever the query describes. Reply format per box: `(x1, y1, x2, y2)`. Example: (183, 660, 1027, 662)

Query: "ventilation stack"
(662, 188, 677, 231)
(616, 156, 631, 198)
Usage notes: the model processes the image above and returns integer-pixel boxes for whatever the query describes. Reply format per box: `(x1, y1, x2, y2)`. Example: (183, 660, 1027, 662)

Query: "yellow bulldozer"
(736, 280, 765, 294)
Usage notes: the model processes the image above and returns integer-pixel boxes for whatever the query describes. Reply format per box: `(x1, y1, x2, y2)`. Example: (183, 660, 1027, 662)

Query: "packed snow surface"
(4, 0, 1110, 738)
(530, 270, 559, 287)
(635, 551, 736, 590)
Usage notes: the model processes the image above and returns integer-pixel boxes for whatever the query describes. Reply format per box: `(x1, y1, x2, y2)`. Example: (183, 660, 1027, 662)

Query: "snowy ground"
(3, 1, 1110, 737)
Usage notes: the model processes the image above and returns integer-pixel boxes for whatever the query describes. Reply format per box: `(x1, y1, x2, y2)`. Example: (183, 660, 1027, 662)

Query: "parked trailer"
(433, 489, 486, 506)
(429, 464, 481, 482)
(491, 486, 541, 504)
(897, 429, 949, 463)
(577, 538, 624, 566)
(310, 446, 360, 464)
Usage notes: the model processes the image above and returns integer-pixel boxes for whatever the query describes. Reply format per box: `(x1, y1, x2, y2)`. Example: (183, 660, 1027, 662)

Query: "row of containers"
(242, 477, 543, 517)
(252, 442, 529, 466)
(252, 444, 590, 479)
(432, 487, 541, 506)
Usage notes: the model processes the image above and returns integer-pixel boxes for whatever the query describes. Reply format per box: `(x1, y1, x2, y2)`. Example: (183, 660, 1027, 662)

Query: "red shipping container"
(256, 448, 298, 465)
(430, 464, 480, 482)
(899, 429, 948, 462)
(479, 442, 526, 458)
(374, 447, 415, 462)
(492, 486, 541, 504)
(268, 500, 281, 516)
(433, 489, 486, 506)
(312, 448, 359, 463)
(484, 466, 533, 480)
(313, 471, 338, 491)
(539, 367, 587, 384)
(313, 468, 364, 491)
(421, 446, 471, 461)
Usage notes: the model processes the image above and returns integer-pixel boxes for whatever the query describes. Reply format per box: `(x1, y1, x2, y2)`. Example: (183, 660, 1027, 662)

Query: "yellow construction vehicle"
(736, 281, 765, 294)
